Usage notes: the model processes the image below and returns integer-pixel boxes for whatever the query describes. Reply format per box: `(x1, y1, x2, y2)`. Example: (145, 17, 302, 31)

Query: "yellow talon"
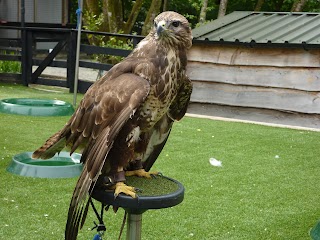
(125, 169, 158, 178)
(113, 182, 137, 198)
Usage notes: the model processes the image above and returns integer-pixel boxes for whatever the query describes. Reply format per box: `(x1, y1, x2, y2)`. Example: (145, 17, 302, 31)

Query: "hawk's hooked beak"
(156, 20, 167, 36)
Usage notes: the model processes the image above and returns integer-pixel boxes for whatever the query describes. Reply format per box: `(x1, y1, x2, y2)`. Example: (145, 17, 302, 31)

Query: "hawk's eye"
(172, 21, 180, 27)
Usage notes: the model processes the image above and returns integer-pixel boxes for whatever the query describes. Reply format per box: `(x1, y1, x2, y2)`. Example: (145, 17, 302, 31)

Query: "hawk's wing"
(64, 73, 150, 240)
(143, 76, 192, 171)
(33, 70, 150, 239)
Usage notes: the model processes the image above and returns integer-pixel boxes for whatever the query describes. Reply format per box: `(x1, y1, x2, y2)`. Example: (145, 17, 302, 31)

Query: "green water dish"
(0, 98, 74, 116)
(7, 152, 83, 178)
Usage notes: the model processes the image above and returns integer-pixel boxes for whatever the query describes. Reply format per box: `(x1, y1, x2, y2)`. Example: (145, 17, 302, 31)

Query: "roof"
(192, 11, 320, 48)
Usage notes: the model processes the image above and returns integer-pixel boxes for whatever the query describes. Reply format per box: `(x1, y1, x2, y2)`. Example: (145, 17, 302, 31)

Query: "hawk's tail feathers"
(32, 131, 66, 160)
(65, 167, 92, 240)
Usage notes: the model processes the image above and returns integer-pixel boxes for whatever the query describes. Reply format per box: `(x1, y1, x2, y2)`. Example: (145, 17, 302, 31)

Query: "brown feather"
(70, 108, 84, 133)
(70, 134, 84, 153)
(32, 131, 65, 159)
(82, 107, 97, 138)
(168, 76, 193, 121)
(142, 114, 173, 171)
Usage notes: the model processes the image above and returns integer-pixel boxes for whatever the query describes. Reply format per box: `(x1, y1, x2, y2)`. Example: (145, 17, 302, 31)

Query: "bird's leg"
(125, 159, 159, 178)
(103, 168, 137, 198)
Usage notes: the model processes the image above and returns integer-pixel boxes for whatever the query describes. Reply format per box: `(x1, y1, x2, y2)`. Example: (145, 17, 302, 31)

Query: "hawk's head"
(152, 11, 192, 49)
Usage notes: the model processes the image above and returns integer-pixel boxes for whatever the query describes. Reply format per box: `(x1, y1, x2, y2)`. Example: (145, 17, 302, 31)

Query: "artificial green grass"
(1, 83, 320, 239)
(125, 175, 179, 196)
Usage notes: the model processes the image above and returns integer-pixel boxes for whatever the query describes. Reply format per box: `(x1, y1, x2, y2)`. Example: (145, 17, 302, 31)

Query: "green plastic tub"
(7, 152, 83, 178)
(311, 220, 320, 240)
(0, 98, 74, 116)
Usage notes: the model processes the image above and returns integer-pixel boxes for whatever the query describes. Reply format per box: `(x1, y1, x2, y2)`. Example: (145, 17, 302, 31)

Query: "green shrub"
(0, 51, 21, 73)
(83, 11, 133, 65)
(0, 60, 21, 73)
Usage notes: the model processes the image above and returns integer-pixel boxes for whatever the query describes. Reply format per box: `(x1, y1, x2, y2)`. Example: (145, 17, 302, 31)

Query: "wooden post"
(67, 30, 77, 92)
(20, 0, 28, 86)
(25, 31, 33, 85)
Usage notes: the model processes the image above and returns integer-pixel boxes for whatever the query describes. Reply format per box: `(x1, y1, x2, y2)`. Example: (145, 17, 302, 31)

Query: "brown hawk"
(32, 11, 193, 240)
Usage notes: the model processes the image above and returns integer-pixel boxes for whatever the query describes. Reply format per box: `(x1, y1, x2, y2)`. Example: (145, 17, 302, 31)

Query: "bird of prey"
(32, 11, 193, 240)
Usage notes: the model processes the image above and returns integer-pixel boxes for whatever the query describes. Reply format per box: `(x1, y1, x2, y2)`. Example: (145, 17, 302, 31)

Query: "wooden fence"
(0, 22, 143, 93)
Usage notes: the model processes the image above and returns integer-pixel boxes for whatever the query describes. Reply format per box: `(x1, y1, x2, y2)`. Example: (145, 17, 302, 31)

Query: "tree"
(254, 0, 264, 11)
(163, 0, 168, 11)
(123, 0, 144, 34)
(141, 0, 163, 35)
(275, 0, 285, 11)
(291, 0, 308, 11)
(83, 0, 143, 34)
(199, 0, 209, 23)
(218, 0, 228, 18)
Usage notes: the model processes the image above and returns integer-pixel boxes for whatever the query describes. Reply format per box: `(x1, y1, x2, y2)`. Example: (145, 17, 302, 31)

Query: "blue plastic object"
(93, 234, 102, 240)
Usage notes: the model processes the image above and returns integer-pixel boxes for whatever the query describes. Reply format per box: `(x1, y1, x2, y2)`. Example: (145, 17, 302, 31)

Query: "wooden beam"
(188, 45, 320, 67)
(80, 44, 131, 57)
(187, 102, 320, 130)
(31, 39, 66, 83)
(187, 61, 320, 91)
(191, 81, 320, 114)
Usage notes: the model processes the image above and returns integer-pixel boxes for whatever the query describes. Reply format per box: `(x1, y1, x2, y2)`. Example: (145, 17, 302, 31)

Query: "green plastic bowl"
(0, 98, 74, 116)
(311, 220, 320, 240)
(7, 152, 83, 178)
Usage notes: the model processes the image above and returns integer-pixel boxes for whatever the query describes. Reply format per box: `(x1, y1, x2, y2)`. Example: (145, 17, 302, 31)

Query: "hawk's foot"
(125, 169, 159, 178)
(113, 182, 137, 198)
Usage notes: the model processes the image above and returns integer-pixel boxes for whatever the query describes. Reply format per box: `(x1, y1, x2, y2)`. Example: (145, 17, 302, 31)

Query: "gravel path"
(33, 66, 102, 82)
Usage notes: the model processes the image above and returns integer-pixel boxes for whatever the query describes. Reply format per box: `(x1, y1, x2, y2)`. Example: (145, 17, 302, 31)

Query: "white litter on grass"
(209, 158, 222, 167)
(275, 155, 280, 159)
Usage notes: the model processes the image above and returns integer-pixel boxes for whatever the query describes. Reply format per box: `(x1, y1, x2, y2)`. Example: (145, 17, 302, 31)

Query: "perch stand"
(92, 175, 184, 240)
